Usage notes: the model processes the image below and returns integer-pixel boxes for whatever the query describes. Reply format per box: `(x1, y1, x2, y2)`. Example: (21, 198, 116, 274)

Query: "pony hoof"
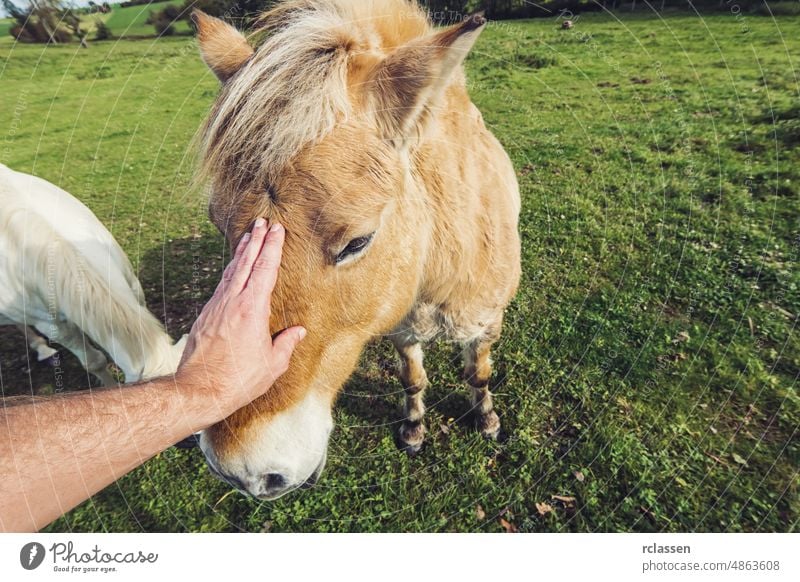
(475, 411, 501, 440)
(397, 421, 426, 455)
(403, 442, 424, 457)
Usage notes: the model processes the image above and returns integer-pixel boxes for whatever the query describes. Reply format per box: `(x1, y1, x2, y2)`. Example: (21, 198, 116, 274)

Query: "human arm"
(0, 219, 303, 532)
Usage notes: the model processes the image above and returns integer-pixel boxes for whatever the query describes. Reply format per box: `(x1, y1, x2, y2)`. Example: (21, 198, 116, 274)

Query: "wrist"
(172, 366, 231, 433)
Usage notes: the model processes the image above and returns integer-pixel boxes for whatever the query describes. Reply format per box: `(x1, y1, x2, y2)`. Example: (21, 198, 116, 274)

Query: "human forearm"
(0, 377, 213, 532)
(0, 219, 303, 532)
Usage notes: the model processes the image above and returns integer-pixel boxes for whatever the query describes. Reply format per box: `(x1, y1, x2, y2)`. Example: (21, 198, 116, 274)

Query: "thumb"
(271, 326, 307, 373)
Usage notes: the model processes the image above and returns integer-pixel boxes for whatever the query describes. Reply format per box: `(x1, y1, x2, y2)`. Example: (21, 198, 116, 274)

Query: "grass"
(0, 10, 798, 533)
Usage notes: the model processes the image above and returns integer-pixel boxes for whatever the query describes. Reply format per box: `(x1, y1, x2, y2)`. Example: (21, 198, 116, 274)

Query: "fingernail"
(254, 217, 266, 229)
(270, 222, 283, 233)
(242, 232, 251, 243)
(298, 327, 307, 340)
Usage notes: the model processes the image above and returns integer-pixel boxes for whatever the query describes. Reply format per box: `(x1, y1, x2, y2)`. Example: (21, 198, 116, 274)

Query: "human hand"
(176, 218, 305, 422)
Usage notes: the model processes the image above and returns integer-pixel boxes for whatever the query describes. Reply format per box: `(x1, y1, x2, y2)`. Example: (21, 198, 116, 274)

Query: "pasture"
(0, 2, 188, 42)
(0, 10, 797, 532)
(104, 1, 191, 37)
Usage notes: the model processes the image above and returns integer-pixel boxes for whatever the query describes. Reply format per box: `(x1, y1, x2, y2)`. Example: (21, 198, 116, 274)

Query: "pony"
(193, 0, 521, 500)
(0, 163, 187, 385)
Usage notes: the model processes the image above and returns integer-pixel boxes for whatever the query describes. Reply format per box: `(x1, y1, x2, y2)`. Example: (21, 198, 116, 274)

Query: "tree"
(3, 0, 97, 44)
(63, 8, 89, 47)
(147, 0, 280, 35)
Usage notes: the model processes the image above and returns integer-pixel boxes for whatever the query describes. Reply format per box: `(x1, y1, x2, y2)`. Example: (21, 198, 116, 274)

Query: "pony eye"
(335, 233, 375, 264)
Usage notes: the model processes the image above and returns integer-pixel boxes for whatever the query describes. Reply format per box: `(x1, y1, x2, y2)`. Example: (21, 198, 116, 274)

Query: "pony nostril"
(264, 473, 287, 491)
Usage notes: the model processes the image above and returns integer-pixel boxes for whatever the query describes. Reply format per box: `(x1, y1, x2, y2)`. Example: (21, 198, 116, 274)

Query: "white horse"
(0, 163, 186, 385)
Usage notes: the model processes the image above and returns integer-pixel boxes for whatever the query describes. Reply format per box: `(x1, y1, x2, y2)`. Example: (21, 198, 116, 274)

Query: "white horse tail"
(22, 212, 183, 382)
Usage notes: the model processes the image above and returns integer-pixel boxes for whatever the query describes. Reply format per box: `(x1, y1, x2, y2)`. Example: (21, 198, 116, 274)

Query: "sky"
(2, 1, 103, 18)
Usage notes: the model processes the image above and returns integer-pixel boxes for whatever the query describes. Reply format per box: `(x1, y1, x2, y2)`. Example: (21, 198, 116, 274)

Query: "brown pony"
(193, 0, 520, 500)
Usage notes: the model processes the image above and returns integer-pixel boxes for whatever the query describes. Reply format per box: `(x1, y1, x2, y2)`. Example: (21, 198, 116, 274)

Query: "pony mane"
(199, 0, 431, 194)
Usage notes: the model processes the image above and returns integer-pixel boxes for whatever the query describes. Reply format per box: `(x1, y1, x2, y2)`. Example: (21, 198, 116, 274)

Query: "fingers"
(270, 326, 307, 374)
(227, 218, 270, 295)
(221, 231, 252, 285)
(208, 231, 252, 304)
(250, 223, 285, 299)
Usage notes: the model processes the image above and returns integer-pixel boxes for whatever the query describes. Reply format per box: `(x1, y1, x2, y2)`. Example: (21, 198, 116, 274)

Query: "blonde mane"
(199, 0, 430, 194)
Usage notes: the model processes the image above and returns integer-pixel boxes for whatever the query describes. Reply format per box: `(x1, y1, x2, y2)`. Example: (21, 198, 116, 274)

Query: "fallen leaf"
(574, 470, 585, 482)
(499, 517, 518, 533)
(732, 453, 748, 465)
(475, 505, 486, 520)
(673, 331, 691, 344)
(551, 495, 577, 509)
(536, 502, 553, 516)
(439, 423, 450, 435)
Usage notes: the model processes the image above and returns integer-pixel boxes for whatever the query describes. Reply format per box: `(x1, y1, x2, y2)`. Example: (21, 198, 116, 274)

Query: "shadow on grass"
(0, 326, 96, 398)
(138, 230, 227, 341)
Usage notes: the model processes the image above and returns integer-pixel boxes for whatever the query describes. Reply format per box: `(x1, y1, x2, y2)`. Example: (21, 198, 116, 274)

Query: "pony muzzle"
(198, 389, 334, 500)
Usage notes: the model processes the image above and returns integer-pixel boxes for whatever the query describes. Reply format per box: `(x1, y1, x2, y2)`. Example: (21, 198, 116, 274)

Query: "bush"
(161, 5, 181, 20)
(147, 4, 184, 32)
(154, 19, 176, 36)
(94, 19, 112, 40)
(119, 0, 156, 7)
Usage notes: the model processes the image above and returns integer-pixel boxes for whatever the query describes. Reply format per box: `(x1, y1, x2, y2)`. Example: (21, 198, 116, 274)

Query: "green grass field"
(0, 11, 798, 532)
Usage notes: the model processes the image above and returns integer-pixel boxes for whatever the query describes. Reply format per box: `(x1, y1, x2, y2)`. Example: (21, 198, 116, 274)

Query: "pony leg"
(16, 324, 58, 363)
(393, 340, 429, 454)
(463, 335, 501, 440)
(40, 322, 116, 386)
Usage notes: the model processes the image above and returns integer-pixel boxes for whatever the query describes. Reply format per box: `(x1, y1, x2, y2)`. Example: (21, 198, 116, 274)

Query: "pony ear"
(368, 12, 486, 143)
(192, 10, 254, 82)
